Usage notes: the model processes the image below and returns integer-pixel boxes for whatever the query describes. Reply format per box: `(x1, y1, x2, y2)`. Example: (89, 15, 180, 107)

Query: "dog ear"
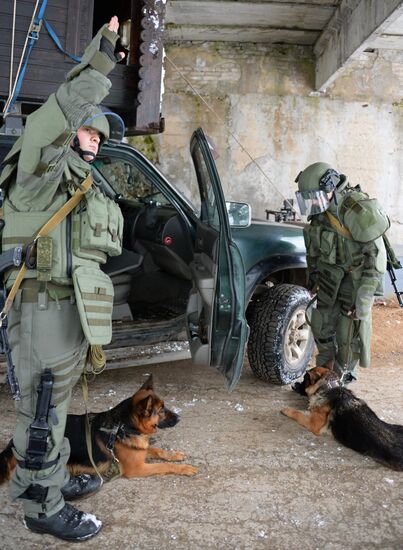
(307, 367, 323, 385)
(140, 374, 154, 392)
(137, 395, 153, 415)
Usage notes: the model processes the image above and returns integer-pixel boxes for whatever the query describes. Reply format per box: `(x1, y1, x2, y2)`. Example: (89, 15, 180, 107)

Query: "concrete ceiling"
(164, 0, 403, 91)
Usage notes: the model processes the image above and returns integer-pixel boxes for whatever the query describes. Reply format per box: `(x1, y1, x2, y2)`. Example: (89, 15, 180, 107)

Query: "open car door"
(187, 128, 248, 390)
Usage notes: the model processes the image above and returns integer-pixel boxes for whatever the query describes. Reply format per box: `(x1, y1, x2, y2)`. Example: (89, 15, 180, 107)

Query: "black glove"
(100, 36, 123, 63)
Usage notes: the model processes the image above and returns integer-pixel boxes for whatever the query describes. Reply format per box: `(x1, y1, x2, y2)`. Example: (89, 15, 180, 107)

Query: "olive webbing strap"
(81, 373, 104, 485)
(325, 211, 359, 362)
(325, 211, 352, 240)
(342, 314, 358, 372)
(0, 173, 93, 321)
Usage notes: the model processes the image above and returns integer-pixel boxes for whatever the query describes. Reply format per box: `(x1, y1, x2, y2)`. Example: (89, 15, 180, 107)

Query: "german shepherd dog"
(0, 375, 198, 483)
(281, 366, 403, 471)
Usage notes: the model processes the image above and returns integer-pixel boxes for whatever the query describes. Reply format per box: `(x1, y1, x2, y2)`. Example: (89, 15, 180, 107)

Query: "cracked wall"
(155, 42, 403, 245)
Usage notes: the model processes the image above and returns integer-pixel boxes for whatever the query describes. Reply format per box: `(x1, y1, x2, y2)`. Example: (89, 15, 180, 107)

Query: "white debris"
(82, 512, 102, 528)
(384, 477, 394, 485)
(234, 403, 244, 412)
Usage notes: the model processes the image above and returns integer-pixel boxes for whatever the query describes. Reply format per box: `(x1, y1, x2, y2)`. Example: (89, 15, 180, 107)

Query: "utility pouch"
(106, 198, 124, 256)
(36, 237, 53, 282)
(316, 261, 344, 306)
(320, 230, 337, 264)
(72, 189, 123, 263)
(73, 265, 114, 345)
(303, 225, 322, 258)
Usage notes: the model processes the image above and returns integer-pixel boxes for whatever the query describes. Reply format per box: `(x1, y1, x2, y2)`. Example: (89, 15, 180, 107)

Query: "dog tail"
(0, 441, 16, 484)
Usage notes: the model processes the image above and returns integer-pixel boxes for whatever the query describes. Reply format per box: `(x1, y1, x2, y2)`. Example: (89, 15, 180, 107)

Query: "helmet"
(295, 162, 340, 216)
(84, 113, 110, 142)
(72, 106, 126, 162)
(82, 106, 125, 144)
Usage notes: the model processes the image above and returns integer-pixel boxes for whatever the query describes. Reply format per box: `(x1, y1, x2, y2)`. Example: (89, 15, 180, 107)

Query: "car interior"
(93, 154, 195, 341)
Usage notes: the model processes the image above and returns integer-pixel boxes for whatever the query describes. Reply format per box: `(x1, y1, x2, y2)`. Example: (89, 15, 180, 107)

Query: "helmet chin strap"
(71, 136, 96, 163)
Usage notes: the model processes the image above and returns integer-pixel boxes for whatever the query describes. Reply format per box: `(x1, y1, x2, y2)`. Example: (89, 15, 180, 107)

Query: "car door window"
(192, 145, 220, 229)
(94, 156, 168, 205)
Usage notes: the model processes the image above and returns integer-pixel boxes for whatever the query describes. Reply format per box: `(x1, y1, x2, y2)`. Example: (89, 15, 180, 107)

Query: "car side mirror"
(226, 201, 251, 227)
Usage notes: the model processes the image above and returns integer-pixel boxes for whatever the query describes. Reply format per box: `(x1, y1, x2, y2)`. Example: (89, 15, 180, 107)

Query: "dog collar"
(99, 424, 141, 444)
(325, 379, 341, 390)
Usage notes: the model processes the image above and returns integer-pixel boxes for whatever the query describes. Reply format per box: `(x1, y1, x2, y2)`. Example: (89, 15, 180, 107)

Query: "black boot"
(61, 474, 103, 501)
(24, 502, 102, 541)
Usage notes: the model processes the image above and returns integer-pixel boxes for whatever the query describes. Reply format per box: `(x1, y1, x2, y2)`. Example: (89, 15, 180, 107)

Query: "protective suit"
(296, 162, 389, 381)
(0, 23, 123, 521)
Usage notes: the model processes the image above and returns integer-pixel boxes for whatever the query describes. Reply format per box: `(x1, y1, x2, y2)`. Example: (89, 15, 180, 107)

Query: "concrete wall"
(150, 42, 403, 245)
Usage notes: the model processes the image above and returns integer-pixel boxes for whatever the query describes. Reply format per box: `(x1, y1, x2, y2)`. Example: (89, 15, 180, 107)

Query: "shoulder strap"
(0, 173, 93, 321)
(325, 211, 353, 239)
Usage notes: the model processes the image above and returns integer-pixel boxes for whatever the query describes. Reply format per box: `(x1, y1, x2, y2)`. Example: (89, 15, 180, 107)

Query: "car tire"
(247, 284, 314, 385)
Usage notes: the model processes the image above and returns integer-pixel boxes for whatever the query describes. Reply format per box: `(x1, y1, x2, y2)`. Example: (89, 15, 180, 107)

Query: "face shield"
(295, 189, 330, 216)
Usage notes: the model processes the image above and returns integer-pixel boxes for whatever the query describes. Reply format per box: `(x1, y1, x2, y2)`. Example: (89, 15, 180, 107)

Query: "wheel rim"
(283, 307, 311, 369)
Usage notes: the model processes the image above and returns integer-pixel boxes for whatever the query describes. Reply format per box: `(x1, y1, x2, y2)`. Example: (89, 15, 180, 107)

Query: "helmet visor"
(82, 110, 126, 143)
(295, 189, 330, 216)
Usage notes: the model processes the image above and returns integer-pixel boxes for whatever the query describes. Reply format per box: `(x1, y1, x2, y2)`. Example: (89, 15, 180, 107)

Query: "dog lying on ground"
(281, 366, 403, 471)
(0, 375, 198, 483)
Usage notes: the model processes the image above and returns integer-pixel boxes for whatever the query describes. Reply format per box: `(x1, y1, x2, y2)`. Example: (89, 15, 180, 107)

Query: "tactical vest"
(304, 187, 388, 305)
(2, 176, 123, 286)
(0, 146, 123, 346)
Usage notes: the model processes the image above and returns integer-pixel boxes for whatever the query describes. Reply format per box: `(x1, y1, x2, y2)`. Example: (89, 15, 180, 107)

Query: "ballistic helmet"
(295, 162, 340, 216)
(72, 106, 126, 162)
(82, 106, 125, 144)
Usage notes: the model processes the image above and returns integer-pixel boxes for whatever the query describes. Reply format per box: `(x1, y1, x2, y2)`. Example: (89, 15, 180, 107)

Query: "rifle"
(0, 245, 24, 399)
(383, 234, 403, 308)
(386, 259, 403, 307)
(0, 310, 20, 399)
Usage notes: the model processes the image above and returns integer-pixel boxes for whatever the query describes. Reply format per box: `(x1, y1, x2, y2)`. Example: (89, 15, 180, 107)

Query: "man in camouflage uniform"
(295, 162, 389, 383)
(0, 16, 124, 542)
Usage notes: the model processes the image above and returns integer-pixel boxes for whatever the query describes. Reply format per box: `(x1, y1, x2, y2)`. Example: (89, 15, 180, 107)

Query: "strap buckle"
(29, 21, 42, 41)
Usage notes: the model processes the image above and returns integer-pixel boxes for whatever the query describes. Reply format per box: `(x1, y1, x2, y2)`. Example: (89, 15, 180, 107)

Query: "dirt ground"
(0, 303, 402, 550)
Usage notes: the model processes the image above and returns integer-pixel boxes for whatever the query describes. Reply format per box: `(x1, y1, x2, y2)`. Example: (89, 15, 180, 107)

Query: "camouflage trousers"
(7, 283, 87, 518)
(310, 274, 373, 379)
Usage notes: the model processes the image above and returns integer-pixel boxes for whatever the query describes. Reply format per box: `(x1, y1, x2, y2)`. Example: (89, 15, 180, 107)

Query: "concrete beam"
(165, 25, 319, 44)
(314, 0, 403, 91)
(165, 1, 334, 30)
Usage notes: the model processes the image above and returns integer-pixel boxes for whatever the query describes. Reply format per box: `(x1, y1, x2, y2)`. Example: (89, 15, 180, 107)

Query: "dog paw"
(281, 408, 293, 417)
(170, 451, 186, 461)
(181, 465, 198, 476)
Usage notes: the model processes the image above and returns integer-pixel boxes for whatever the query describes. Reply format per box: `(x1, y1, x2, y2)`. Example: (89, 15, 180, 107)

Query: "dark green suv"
(95, 128, 313, 389)
(0, 128, 313, 390)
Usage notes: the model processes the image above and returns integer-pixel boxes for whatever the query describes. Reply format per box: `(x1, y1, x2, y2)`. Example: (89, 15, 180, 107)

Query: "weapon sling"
(0, 173, 93, 398)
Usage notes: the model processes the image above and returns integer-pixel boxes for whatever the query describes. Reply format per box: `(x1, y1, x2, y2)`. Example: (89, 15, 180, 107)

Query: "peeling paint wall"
(155, 43, 403, 245)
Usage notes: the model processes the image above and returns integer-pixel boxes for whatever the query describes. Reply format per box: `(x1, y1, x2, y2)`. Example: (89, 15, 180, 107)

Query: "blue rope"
(7, 0, 81, 113)
(43, 19, 81, 63)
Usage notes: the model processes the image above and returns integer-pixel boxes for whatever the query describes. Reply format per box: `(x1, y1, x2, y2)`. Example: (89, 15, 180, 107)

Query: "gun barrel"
(387, 265, 403, 307)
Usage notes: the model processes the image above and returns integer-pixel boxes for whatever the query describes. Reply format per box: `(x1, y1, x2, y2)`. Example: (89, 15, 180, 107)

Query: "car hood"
(231, 219, 307, 274)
